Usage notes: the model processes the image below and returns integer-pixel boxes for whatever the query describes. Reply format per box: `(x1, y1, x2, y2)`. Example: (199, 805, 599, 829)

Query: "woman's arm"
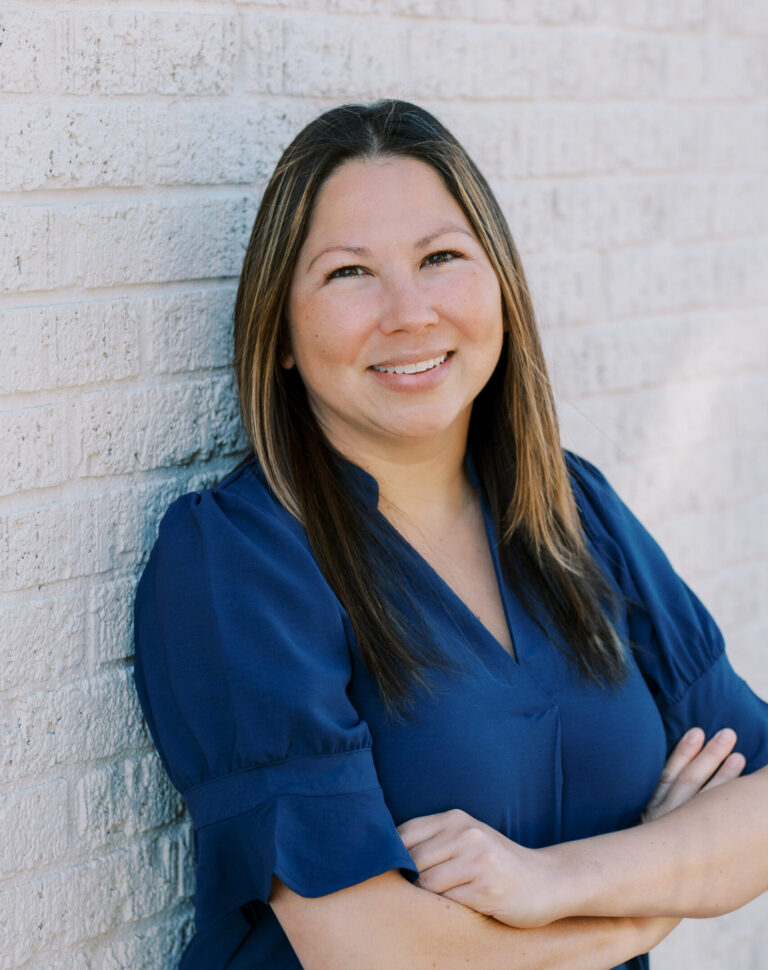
(555, 762, 768, 921)
(400, 729, 764, 929)
(269, 725, 748, 967)
(270, 870, 677, 970)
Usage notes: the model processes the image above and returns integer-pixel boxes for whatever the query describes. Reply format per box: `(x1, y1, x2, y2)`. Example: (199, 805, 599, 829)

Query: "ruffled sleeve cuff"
(655, 651, 768, 772)
(184, 749, 418, 926)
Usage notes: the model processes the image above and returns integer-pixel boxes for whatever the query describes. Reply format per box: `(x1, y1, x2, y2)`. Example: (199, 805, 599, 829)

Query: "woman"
(133, 100, 768, 970)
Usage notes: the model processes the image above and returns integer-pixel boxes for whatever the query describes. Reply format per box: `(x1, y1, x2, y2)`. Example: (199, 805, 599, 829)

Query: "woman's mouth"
(371, 352, 450, 375)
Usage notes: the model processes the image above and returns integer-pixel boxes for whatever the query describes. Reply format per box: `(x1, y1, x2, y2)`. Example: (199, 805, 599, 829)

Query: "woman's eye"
(423, 250, 464, 267)
(325, 265, 366, 281)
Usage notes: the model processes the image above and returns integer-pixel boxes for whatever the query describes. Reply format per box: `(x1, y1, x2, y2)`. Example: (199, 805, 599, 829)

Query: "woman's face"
(285, 156, 504, 460)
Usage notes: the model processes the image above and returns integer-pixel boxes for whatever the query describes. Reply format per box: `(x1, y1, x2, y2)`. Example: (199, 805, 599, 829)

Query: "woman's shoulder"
(137, 453, 327, 617)
(156, 452, 305, 550)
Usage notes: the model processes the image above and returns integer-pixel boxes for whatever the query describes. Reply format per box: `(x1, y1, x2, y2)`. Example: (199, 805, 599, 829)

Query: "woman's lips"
(371, 351, 449, 375)
(368, 351, 454, 390)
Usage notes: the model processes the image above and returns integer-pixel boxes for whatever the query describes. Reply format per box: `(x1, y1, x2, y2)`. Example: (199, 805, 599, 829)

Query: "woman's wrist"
(534, 842, 601, 924)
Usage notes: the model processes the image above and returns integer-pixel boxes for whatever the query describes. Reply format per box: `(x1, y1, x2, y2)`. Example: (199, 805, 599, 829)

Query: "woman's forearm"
(270, 871, 678, 970)
(551, 766, 768, 921)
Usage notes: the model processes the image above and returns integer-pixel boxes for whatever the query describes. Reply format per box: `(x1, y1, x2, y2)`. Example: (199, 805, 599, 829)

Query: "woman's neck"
(332, 428, 474, 529)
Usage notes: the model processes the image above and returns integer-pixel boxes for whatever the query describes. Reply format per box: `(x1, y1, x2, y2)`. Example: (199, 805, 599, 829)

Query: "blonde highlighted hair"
(234, 100, 625, 711)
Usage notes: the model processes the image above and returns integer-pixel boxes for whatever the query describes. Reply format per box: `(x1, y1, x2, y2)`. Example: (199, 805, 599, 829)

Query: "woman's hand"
(397, 809, 565, 928)
(641, 726, 745, 823)
(397, 728, 747, 930)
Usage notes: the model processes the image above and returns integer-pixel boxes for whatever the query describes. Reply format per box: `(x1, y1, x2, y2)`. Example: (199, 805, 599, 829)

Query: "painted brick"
(242, 14, 285, 94)
(0, 206, 60, 294)
(0, 780, 68, 879)
(550, 179, 667, 251)
(523, 106, 606, 177)
(388, 0, 473, 16)
(531, 0, 599, 24)
(57, 12, 238, 96)
(604, 243, 716, 318)
(547, 312, 768, 399)
(597, 438, 768, 522)
(0, 479, 190, 592)
(150, 287, 236, 374)
(88, 579, 136, 665)
(470, 27, 549, 100)
(281, 16, 411, 99)
(473, 0, 520, 21)
(150, 99, 310, 187)
(545, 32, 668, 101)
(614, 0, 708, 31)
(712, 239, 768, 307)
(667, 35, 768, 101)
(597, 105, 703, 174)
(0, 301, 141, 394)
(3, 669, 148, 785)
(78, 376, 245, 477)
(496, 182, 557, 255)
(0, 9, 55, 93)
(562, 378, 757, 463)
(442, 103, 528, 181)
(22, 952, 91, 970)
(713, 0, 768, 35)
(0, 500, 106, 593)
(525, 251, 605, 327)
(0, 405, 69, 498)
(75, 753, 185, 850)
(93, 912, 192, 970)
(0, 103, 145, 192)
(151, 104, 259, 186)
(0, 307, 51, 393)
(54, 299, 142, 388)
(695, 564, 768, 636)
(0, 836, 183, 968)
(72, 197, 255, 288)
(701, 106, 768, 172)
(0, 595, 86, 694)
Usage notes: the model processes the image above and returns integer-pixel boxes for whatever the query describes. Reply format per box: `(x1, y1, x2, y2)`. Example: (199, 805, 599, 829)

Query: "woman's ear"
(280, 349, 295, 369)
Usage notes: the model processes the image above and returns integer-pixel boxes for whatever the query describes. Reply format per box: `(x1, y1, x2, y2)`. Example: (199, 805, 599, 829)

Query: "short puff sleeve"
(566, 452, 768, 773)
(133, 475, 416, 928)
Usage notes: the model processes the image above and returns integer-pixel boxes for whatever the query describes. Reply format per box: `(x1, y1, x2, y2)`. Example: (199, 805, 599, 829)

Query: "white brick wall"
(1, 2, 766, 966)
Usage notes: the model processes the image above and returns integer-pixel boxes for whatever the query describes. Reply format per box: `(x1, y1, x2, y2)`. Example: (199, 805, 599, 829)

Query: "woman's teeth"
(372, 353, 448, 375)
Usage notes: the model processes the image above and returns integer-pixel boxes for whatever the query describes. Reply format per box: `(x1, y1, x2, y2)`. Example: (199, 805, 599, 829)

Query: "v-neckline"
(375, 474, 521, 668)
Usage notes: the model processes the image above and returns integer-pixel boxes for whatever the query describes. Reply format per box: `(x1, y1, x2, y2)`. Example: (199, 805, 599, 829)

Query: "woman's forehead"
(302, 156, 473, 253)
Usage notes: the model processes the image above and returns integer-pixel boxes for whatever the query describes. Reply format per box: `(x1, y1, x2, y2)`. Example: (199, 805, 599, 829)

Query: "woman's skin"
(398, 727, 756, 928)
(271, 154, 768, 967)
(270, 731, 744, 970)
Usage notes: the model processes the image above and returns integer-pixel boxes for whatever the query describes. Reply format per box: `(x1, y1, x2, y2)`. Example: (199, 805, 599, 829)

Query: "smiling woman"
(283, 156, 504, 460)
(132, 100, 768, 970)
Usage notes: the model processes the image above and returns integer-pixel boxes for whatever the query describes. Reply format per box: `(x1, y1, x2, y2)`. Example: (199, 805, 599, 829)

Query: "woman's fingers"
(643, 727, 744, 822)
(700, 751, 746, 792)
(671, 728, 738, 802)
(646, 727, 705, 811)
(415, 854, 475, 896)
(397, 808, 474, 849)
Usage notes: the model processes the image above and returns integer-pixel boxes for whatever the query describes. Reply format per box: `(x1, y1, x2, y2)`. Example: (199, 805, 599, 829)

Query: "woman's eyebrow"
(307, 244, 369, 272)
(306, 225, 475, 273)
(414, 224, 475, 249)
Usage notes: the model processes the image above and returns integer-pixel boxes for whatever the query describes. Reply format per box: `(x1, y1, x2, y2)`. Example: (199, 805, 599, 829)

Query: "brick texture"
(1, 2, 766, 968)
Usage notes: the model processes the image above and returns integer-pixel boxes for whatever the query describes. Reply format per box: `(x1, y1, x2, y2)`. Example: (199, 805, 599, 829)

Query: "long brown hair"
(234, 99, 626, 713)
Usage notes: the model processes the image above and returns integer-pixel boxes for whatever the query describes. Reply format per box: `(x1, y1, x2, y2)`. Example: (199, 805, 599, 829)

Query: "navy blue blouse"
(133, 451, 768, 970)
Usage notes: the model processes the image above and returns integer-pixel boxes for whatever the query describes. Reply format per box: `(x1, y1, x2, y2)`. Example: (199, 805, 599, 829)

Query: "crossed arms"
(271, 728, 768, 970)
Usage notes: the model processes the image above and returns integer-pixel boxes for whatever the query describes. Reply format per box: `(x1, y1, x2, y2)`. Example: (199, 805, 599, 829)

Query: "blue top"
(133, 451, 768, 970)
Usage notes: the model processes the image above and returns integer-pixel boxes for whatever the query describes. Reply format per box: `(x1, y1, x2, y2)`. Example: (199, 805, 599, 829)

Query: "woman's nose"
(377, 274, 440, 334)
